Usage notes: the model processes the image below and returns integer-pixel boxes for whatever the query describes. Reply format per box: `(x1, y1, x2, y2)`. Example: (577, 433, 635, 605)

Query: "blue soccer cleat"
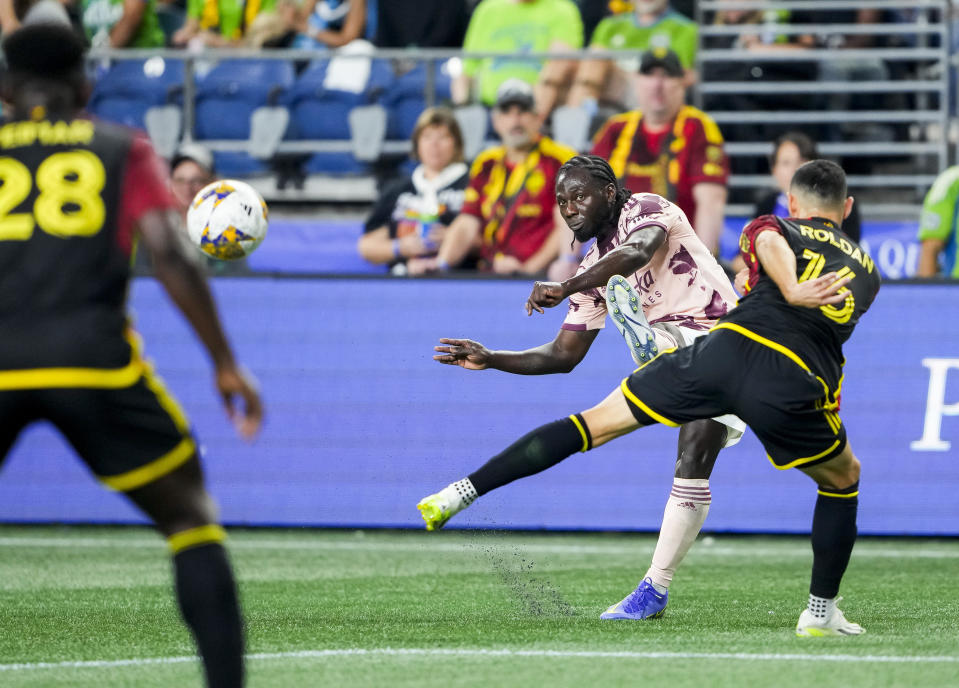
(605, 275, 658, 366)
(600, 578, 668, 620)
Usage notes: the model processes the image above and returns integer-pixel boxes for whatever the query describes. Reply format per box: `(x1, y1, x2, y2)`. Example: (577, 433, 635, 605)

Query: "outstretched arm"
(754, 230, 851, 307)
(434, 328, 599, 375)
(138, 209, 263, 438)
(526, 226, 666, 314)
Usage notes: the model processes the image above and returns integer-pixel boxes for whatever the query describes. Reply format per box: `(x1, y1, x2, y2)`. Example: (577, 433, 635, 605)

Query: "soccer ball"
(187, 180, 268, 260)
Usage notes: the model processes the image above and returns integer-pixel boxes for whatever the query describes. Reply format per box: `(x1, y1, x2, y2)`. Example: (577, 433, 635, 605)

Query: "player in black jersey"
(0, 24, 261, 686)
(416, 159, 879, 636)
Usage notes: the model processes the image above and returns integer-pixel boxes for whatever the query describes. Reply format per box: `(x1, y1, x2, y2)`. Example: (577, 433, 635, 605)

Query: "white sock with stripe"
(645, 478, 712, 591)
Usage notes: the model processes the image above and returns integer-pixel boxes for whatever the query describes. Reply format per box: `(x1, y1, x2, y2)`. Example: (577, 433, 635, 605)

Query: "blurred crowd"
(2, 0, 956, 278)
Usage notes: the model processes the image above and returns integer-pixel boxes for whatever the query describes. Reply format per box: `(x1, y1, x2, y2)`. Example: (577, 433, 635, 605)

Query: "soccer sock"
(645, 478, 711, 591)
(171, 530, 244, 688)
(468, 415, 590, 496)
(434, 478, 479, 517)
(809, 481, 859, 601)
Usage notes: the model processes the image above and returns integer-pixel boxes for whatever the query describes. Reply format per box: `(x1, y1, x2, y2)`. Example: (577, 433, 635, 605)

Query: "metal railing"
(694, 0, 950, 217)
(87, 1, 952, 217)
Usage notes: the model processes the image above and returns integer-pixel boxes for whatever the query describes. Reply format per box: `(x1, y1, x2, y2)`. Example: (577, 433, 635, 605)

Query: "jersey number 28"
(0, 150, 106, 241)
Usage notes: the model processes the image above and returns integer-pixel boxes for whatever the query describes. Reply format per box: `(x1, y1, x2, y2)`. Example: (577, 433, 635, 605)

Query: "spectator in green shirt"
(82, 0, 166, 47)
(173, 0, 277, 47)
(918, 166, 959, 278)
(452, 0, 583, 113)
(538, 0, 695, 118)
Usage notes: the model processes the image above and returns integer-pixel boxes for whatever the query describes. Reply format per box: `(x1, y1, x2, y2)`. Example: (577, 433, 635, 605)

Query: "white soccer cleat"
(416, 479, 478, 531)
(796, 600, 865, 637)
(605, 275, 658, 366)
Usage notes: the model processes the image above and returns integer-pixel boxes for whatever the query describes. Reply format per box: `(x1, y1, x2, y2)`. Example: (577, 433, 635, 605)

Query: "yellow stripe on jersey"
(817, 488, 859, 499)
(168, 524, 227, 554)
(100, 436, 196, 492)
(538, 137, 577, 164)
(608, 111, 642, 179)
(141, 362, 191, 433)
(0, 329, 145, 390)
(767, 439, 842, 471)
(711, 322, 813, 374)
(568, 414, 590, 453)
(619, 378, 681, 428)
(683, 105, 725, 145)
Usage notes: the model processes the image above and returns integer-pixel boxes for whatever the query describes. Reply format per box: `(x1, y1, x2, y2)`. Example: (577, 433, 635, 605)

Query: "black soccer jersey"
(0, 117, 176, 375)
(720, 215, 881, 395)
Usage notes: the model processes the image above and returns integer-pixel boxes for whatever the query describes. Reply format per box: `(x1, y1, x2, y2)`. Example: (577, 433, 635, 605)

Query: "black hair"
(2, 22, 88, 113)
(770, 130, 818, 168)
(790, 159, 847, 207)
(558, 154, 632, 219)
(3, 22, 86, 80)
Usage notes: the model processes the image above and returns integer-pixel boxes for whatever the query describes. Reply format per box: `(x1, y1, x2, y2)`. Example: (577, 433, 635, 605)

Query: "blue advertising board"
(0, 279, 956, 535)
(249, 217, 924, 279)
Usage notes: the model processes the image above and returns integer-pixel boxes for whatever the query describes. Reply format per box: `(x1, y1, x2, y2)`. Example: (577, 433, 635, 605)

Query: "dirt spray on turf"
(465, 526, 576, 618)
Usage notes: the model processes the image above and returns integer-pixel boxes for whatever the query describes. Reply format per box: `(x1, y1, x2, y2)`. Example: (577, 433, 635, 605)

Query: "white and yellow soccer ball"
(187, 179, 268, 260)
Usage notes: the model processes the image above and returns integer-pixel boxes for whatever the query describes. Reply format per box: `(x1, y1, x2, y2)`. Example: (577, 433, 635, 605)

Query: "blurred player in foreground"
(425, 155, 745, 620)
(0, 23, 262, 686)
(420, 159, 879, 636)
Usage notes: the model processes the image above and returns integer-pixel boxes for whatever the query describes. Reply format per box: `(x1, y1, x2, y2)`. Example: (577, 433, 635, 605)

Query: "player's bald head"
(789, 160, 847, 212)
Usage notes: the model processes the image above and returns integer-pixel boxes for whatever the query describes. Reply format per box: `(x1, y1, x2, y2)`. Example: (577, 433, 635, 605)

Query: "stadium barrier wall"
(253, 217, 922, 279)
(1, 279, 956, 535)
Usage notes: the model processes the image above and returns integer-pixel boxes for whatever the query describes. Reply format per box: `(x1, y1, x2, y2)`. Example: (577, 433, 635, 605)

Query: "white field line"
(1, 647, 958, 672)
(0, 536, 956, 559)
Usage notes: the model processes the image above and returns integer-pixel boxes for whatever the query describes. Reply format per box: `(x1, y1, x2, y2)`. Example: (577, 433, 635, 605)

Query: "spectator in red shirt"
(591, 48, 728, 253)
(409, 79, 578, 276)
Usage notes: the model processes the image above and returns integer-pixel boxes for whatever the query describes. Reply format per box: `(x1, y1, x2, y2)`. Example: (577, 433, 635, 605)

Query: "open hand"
(787, 272, 853, 308)
(525, 281, 567, 315)
(433, 338, 492, 370)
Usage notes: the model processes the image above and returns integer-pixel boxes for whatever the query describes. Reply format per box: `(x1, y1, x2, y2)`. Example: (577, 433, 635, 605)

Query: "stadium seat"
(382, 62, 453, 140)
(88, 57, 184, 133)
(194, 59, 296, 177)
(288, 58, 392, 175)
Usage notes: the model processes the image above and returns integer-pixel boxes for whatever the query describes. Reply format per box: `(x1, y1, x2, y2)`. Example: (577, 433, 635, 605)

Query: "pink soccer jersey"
(562, 193, 738, 333)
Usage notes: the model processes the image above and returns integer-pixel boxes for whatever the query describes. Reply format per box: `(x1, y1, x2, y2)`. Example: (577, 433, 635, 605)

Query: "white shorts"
(652, 324, 747, 449)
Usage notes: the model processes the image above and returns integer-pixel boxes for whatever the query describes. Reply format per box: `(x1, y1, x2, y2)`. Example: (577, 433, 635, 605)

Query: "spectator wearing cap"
(169, 143, 216, 219)
(590, 48, 728, 253)
(452, 0, 583, 111)
(410, 79, 578, 277)
(539, 0, 696, 118)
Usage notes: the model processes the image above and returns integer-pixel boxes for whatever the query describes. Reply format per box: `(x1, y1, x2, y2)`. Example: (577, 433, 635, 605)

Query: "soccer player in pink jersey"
(420, 155, 745, 620)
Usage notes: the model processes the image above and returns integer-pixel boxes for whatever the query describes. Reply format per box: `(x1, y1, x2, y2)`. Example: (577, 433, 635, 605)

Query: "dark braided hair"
(557, 155, 632, 223)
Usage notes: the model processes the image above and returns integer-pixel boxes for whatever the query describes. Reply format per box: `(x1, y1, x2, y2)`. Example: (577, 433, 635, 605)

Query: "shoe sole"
(606, 275, 658, 366)
(416, 500, 448, 532)
(796, 626, 864, 637)
(600, 608, 666, 621)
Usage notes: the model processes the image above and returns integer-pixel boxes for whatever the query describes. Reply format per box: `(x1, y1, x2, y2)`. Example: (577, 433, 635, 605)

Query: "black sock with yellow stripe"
(809, 481, 859, 599)
(171, 529, 243, 688)
(468, 415, 590, 496)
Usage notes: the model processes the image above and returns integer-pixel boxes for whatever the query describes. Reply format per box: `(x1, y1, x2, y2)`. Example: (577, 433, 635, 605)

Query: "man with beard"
(421, 155, 744, 619)
(409, 80, 577, 276)
(418, 158, 878, 636)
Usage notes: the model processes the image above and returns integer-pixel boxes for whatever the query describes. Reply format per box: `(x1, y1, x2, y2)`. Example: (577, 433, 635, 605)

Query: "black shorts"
(621, 327, 846, 469)
(0, 364, 195, 492)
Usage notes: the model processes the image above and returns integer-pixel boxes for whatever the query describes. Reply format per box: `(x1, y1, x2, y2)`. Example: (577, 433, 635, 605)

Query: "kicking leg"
(124, 458, 245, 686)
(601, 419, 727, 621)
(795, 443, 864, 637)
(417, 385, 643, 530)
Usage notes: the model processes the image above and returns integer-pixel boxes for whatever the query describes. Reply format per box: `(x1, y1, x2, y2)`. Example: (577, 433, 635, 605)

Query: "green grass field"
(0, 526, 957, 687)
